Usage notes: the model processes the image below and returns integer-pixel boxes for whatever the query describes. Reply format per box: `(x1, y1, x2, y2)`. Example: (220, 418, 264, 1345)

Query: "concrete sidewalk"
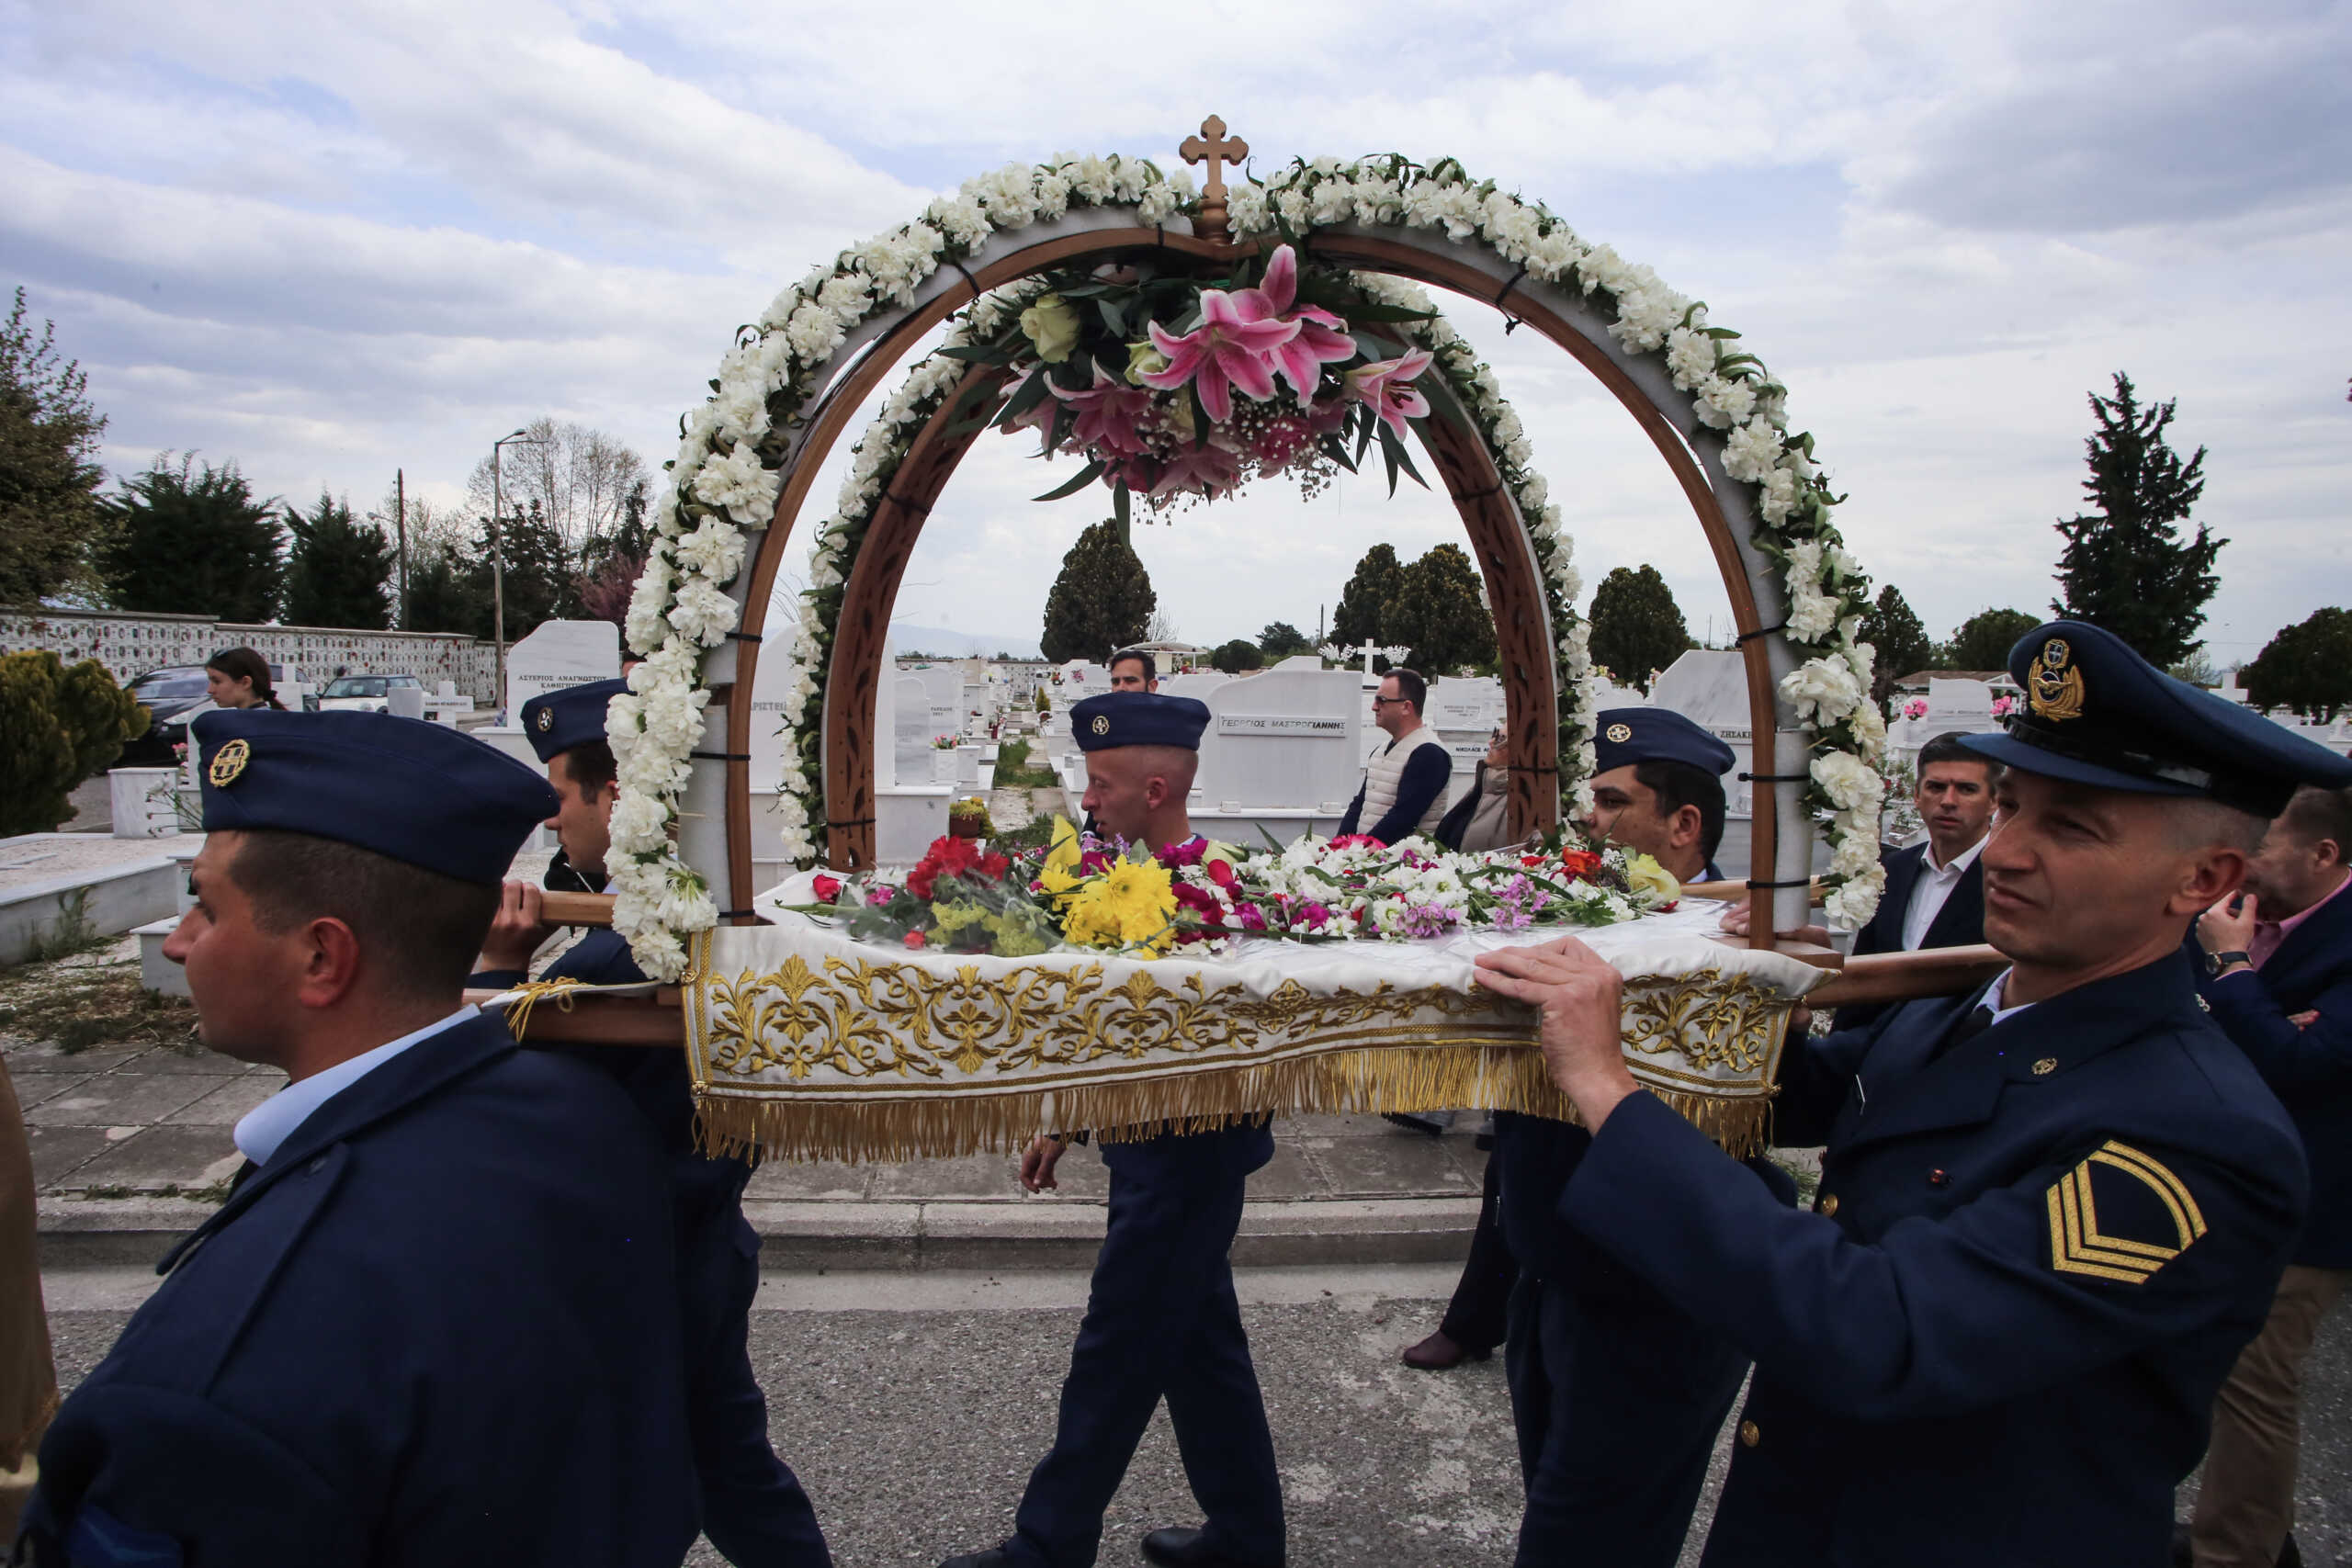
(14, 1027, 1487, 1270)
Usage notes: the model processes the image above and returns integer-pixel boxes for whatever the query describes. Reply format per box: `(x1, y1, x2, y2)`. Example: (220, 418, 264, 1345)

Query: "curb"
(40, 1195, 1481, 1273)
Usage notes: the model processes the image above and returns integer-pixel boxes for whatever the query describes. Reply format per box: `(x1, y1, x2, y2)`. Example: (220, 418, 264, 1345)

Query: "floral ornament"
(620, 150, 1880, 974)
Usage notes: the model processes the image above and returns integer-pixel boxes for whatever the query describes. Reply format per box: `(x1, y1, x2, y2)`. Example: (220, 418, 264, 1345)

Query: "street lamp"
(492, 427, 545, 718)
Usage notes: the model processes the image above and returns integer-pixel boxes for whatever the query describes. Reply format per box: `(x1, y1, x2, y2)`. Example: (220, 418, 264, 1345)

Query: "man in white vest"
(1335, 668, 1453, 844)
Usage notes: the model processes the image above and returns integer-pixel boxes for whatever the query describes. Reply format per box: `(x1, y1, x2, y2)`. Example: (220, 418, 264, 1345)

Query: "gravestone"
(1647, 649, 1757, 815)
(1160, 671, 1233, 701)
(1194, 664, 1363, 811)
(503, 620, 619, 724)
(1427, 675, 1503, 783)
(891, 675, 936, 788)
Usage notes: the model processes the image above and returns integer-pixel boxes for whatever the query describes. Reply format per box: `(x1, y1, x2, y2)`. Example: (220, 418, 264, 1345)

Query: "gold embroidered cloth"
(685, 902, 1826, 1162)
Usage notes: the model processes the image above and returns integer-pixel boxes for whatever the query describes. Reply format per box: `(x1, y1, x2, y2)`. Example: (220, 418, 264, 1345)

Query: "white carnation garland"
(612, 151, 1881, 978)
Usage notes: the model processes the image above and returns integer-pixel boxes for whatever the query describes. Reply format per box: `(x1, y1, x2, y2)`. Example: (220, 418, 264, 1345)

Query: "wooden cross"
(1180, 115, 1249, 243)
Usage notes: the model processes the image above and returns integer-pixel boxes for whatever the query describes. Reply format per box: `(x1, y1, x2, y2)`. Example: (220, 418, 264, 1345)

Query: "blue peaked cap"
(1962, 620, 2352, 818)
(1593, 706, 1736, 778)
(1070, 692, 1211, 752)
(191, 709, 560, 886)
(520, 677, 630, 763)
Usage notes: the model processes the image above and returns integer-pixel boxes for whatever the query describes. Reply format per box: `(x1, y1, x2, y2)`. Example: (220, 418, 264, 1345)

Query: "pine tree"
(1942, 607, 2041, 672)
(0, 288, 109, 604)
(1384, 544, 1496, 675)
(476, 500, 578, 641)
(1858, 583, 1933, 704)
(1258, 621, 1314, 660)
(2242, 608, 2352, 723)
(1587, 564, 1693, 692)
(401, 538, 488, 635)
(98, 454, 284, 624)
(1039, 519, 1155, 662)
(2051, 373, 2224, 668)
(0, 650, 144, 835)
(1330, 543, 1403, 652)
(283, 491, 394, 629)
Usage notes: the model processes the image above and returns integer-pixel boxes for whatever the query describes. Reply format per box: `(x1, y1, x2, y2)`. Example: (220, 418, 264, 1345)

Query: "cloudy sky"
(6, 0, 2346, 663)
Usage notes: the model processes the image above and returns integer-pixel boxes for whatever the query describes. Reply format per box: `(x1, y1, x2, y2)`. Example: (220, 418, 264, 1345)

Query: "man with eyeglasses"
(1335, 668, 1453, 845)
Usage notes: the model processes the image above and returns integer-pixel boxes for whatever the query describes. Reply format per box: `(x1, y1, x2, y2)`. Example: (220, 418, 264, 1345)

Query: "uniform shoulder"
(2132, 1013, 2303, 1168)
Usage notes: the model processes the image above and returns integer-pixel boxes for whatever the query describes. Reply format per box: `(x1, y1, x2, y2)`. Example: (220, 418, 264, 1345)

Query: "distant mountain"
(887, 624, 1041, 660)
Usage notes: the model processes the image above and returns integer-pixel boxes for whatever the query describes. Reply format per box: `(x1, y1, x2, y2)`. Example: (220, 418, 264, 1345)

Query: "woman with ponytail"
(204, 648, 286, 711)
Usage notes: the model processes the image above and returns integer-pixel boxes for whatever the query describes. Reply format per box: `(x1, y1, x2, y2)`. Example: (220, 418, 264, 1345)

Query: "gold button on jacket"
(1818, 1194, 1839, 1218)
(1738, 1420, 1761, 1448)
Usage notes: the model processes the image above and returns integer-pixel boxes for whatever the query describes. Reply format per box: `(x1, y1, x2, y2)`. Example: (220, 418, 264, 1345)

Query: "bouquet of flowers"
(794, 820, 1681, 959)
(971, 245, 1448, 518)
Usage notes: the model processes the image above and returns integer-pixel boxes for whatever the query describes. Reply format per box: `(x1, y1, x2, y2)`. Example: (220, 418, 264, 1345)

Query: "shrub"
(0, 650, 147, 835)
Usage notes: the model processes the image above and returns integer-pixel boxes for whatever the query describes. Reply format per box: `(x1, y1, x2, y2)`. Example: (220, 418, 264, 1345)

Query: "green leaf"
(1112, 479, 1131, 532)
(1097, 297, 1129, 337)
(993, 369, 1052, 429)
(1033, 459, 1106, 502)
(934, 344, 1001, 363)
(1340, 300, 1439, 324)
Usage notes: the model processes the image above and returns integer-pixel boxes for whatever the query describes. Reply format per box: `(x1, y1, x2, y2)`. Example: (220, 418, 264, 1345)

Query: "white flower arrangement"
(614, 150, 1881, 976)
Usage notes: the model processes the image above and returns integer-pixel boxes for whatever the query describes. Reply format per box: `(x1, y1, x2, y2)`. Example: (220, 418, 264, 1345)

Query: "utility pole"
(394, 468, 407, 627)
(491, 427, 546, 719)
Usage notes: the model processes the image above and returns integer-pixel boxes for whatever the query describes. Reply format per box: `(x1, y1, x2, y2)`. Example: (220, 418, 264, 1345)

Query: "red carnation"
(811, 874, 842, 903)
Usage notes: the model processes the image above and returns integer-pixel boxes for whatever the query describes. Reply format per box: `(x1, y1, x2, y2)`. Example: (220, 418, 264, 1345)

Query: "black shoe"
(1400, 1329, 1492, 1370)
(1140, 1527, 1272, 1567)
(938, 1551, 1012, 1568)
(2278, 1531, 2302, 1568)
(2170, 1524, 2192, 1568)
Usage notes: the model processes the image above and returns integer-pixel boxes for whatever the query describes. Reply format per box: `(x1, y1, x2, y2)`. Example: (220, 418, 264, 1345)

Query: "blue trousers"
(685, 1206, 832, 1567)
(1504, 1269, 1746, 1568)
(1009, 1124, 1285, 1568)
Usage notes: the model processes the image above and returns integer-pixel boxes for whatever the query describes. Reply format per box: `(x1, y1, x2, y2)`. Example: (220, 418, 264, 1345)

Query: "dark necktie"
(1928, 1005, 1997, 1065)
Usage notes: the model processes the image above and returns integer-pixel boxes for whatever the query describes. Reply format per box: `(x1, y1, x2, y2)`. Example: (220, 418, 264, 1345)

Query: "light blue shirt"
(1977, 970, 2036, 1027)
(233, 1006, 479, 1168)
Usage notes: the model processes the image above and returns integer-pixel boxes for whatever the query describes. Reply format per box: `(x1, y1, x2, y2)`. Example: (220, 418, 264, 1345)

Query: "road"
(41, 1263, 2352, 1567)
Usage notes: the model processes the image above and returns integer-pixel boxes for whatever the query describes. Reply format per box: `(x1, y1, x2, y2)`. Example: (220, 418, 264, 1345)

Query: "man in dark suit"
(1474, 620, 2345, 1565)
(2185, 782, 2352, 1568)
(1487, 707, 1797, 1568)
(471, 678, 832, 1568)
(944, 693, 1283, 1568)
(17, 708, 700, 1565)
(1839, 730, 1996, 1027)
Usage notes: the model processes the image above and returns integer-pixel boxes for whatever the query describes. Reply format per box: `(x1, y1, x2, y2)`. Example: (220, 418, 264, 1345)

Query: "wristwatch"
(2205, 950, 2253, 977)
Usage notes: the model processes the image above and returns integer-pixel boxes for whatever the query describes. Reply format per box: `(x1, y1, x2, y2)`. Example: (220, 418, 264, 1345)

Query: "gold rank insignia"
(2047, 1140, 2206, 1285)
(2028, 637, 2086, 723)
(206, 739, 251, 787)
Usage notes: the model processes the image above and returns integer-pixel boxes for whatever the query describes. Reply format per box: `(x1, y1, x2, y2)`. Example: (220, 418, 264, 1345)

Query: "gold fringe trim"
(695, 1043, 1776, 1166)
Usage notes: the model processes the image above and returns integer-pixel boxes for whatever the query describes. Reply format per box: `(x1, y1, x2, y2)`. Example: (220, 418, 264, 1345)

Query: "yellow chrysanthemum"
(1061, 857, 1177, 953)
(1036, 816, 1085, 905)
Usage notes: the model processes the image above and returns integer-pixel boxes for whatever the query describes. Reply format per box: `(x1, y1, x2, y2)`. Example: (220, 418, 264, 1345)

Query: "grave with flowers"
(469, 119, 2007, 1163)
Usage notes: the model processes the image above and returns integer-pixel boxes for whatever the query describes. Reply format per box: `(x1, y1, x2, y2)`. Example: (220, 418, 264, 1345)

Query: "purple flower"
(1401, 902, 1459, 939)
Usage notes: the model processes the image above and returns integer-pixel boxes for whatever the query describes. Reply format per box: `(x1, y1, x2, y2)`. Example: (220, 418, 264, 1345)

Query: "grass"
(990, 738, 1059, 791)
(18, 889, 111, 965)
(992, 815, 1058, 853)
(0, 958, 198, 1055)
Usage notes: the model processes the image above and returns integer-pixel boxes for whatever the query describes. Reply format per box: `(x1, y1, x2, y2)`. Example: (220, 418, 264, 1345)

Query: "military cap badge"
(1091, 714, 1111, 736)
(535, 707, 555, 732)
(1607, 723, 1633, 744)
(2028, 637, 2086, 723)
(206, 739, 251, 787)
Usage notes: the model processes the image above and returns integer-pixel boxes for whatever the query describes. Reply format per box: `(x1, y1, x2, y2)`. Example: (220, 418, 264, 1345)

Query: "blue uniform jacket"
(1562, 956, 2307, 1567)
(476, 928, 754, 1235)
(19, 1014, 698, 1567)
(2188, 882, 2352, 1267)
(1837, 841, 1985, 1032)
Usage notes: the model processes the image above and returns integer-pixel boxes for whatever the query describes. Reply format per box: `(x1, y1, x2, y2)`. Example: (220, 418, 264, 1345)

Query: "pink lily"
(1048, 363, 1156, 457)
(1001, 367, 1061, 448)
(1345, 349, 1434, 439)
(1149, 435, 1245, 501)
(1138, 293, 1300, 424)
(1229, 245, 1357, 400)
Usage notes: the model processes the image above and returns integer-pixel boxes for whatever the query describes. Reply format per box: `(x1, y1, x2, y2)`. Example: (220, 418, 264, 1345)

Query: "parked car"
(124, 665, 214, 757)
(310, 673, 423, 714)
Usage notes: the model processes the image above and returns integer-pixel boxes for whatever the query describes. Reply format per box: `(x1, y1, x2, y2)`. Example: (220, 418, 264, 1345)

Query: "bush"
(0, 650, 147, 836)
(1210, 638, 1264, 674)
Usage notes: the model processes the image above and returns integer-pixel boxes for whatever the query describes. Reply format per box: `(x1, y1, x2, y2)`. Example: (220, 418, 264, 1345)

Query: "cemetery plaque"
(503, 620, 619, 723)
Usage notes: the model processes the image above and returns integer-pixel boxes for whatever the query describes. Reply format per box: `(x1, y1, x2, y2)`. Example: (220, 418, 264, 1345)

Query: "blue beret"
(191, 709, 560, 886)
(520, 678, 629, 763)
(1071, 692, 1211, 752)
(1962, 620, 2352, 817)
(1592, 706, 1736, 778)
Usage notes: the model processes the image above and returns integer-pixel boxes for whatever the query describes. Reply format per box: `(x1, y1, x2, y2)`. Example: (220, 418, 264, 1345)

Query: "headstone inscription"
(1193, 664, 1363, 811)
(503, 620, 620, 725)
(1427, 676, 1503, 783)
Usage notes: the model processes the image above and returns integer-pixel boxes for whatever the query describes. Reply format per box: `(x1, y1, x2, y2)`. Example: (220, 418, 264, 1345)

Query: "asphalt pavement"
(41, 1261, 2352, 1568)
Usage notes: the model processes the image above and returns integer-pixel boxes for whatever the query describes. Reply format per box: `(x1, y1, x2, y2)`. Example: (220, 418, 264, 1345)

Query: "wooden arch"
(677, 214, 1812, 946)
